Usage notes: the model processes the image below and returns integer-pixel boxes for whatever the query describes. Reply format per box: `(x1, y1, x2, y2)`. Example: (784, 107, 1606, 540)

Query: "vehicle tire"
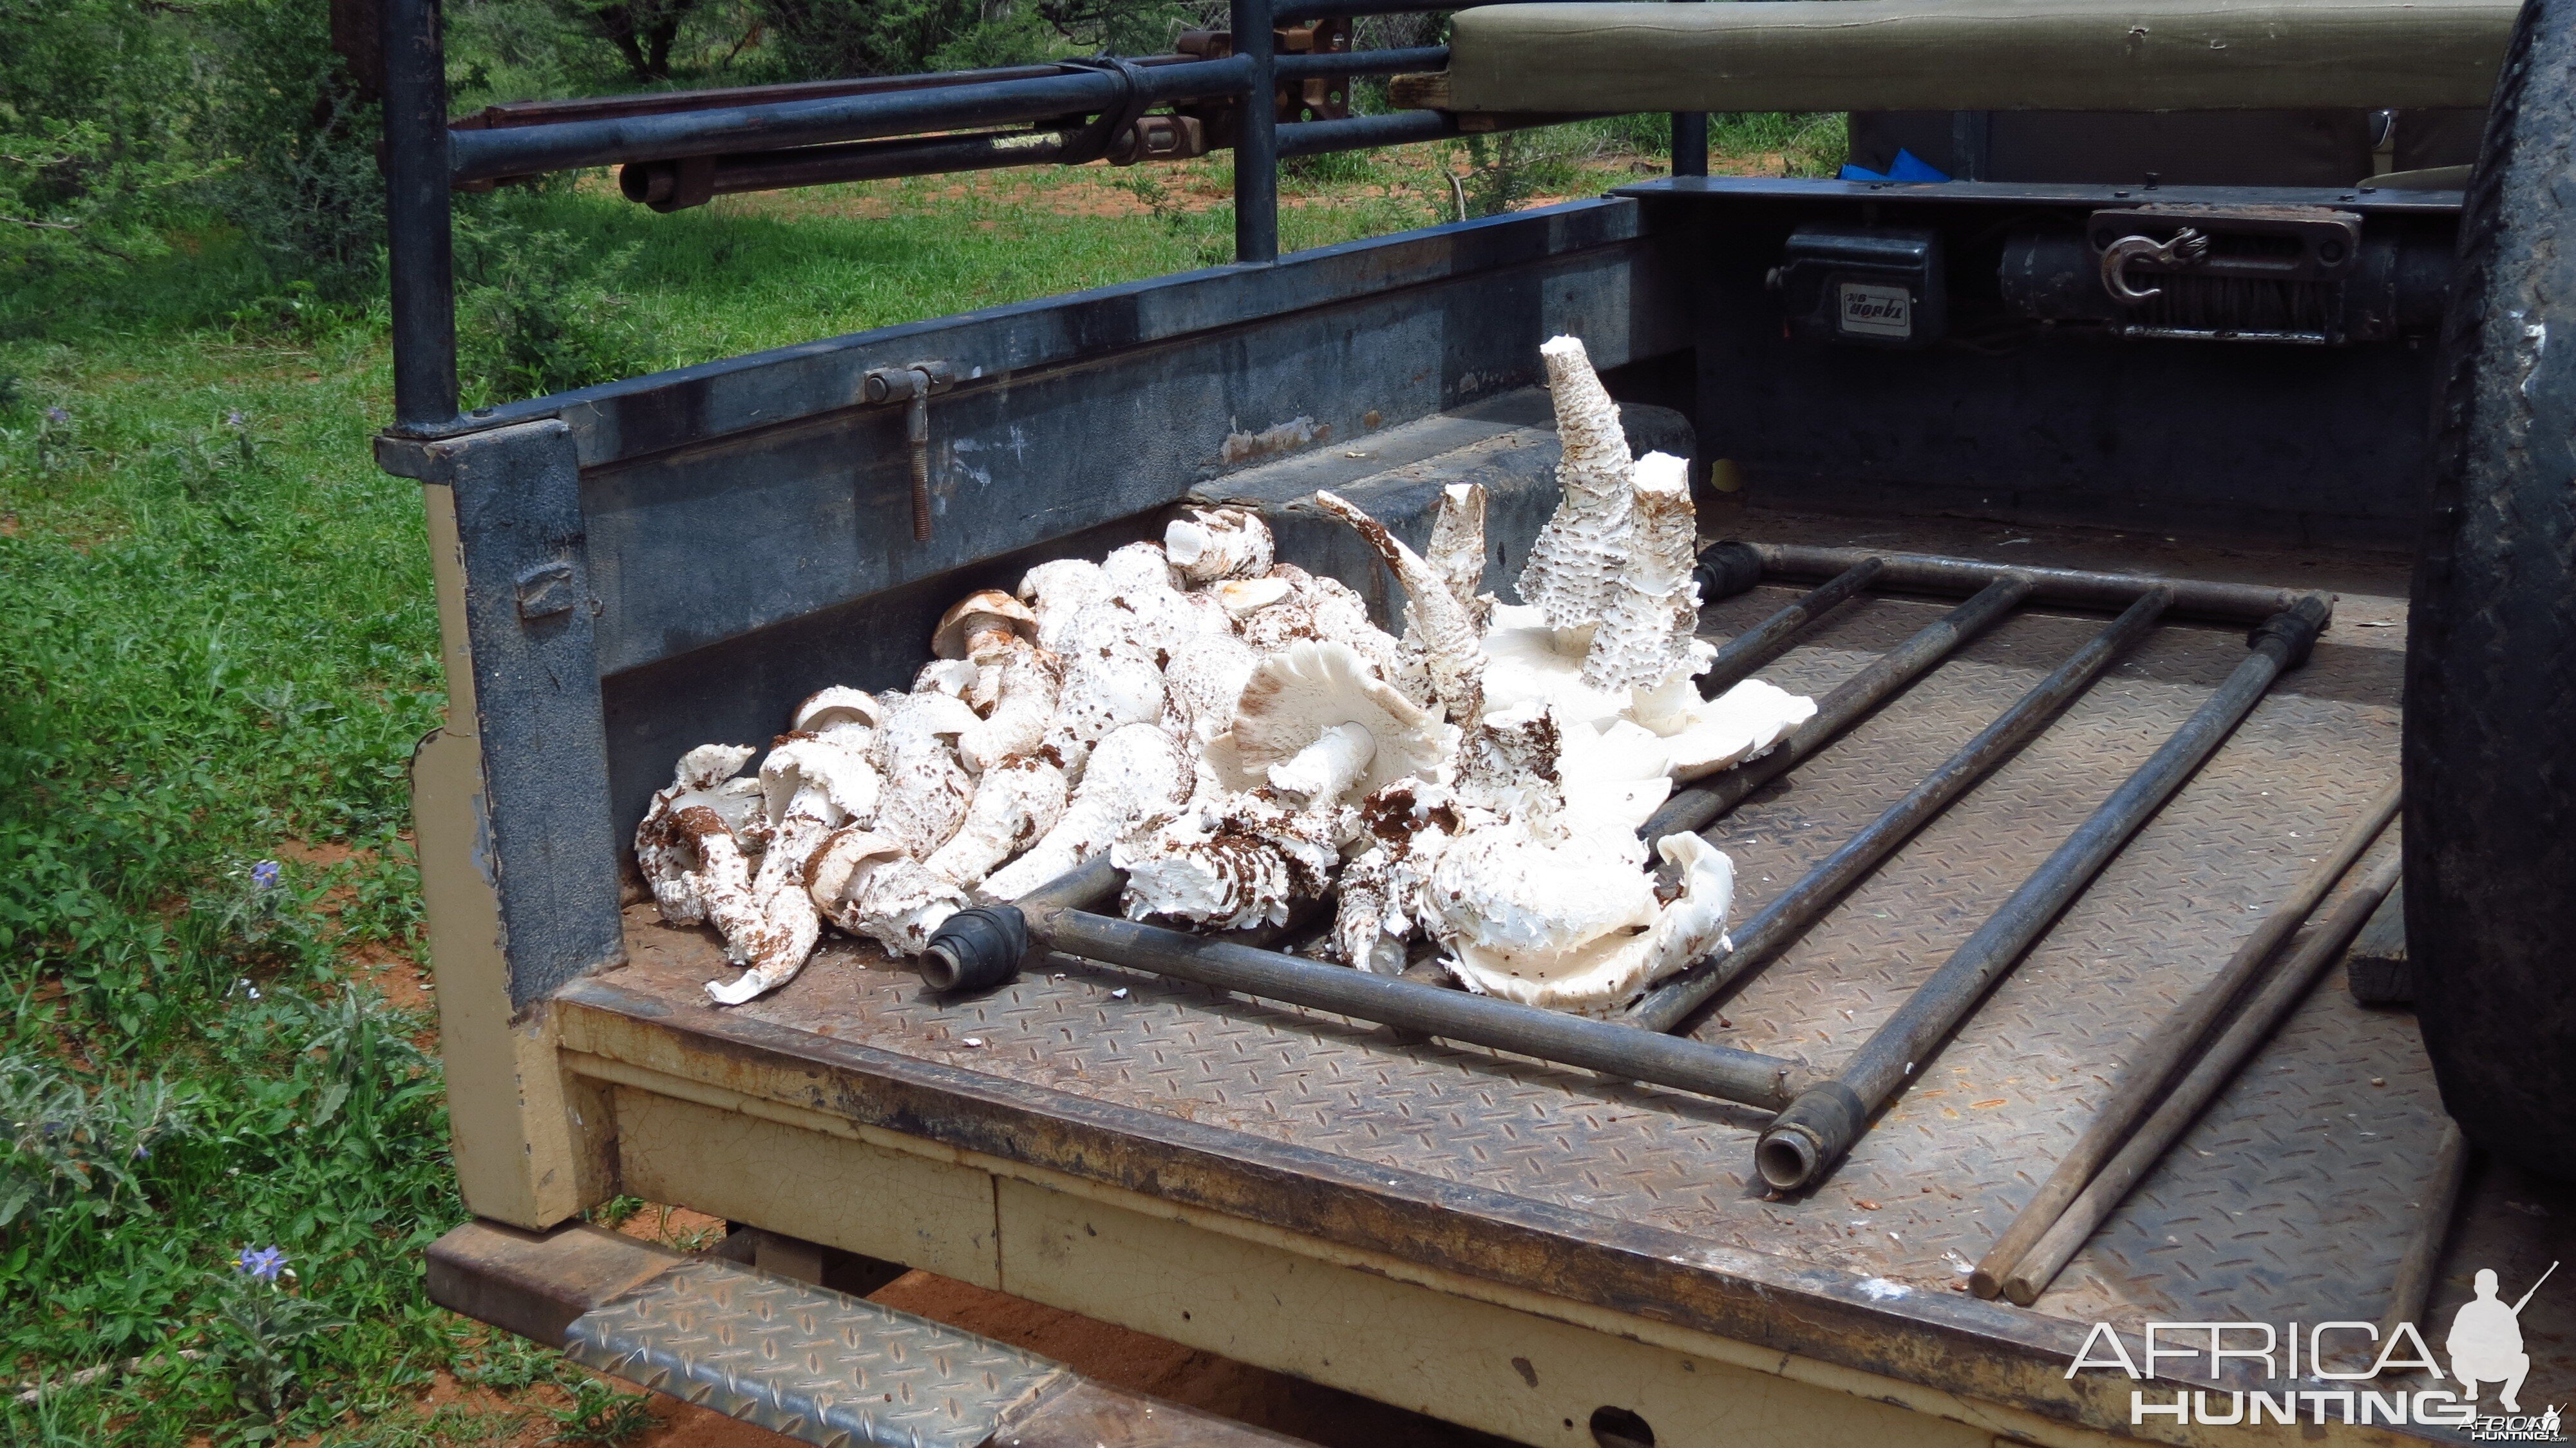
(2407, 0, 2576, 1180)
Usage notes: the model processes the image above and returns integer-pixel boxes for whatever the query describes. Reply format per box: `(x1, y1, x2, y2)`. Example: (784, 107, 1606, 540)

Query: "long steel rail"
(924, 547, 2336, 1188)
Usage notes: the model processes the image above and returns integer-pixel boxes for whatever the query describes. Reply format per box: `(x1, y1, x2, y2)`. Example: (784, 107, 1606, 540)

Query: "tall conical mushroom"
(1517, 335, 1633, 631)
(1580, 451, 1700, 693)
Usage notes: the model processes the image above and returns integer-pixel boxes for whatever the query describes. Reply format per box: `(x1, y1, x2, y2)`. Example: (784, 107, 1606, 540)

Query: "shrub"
(0, 0, 208, 274)
(453, 191, 669, 407)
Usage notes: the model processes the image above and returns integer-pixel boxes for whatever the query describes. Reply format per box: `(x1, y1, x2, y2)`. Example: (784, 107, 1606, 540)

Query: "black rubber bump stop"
(2247, 594, 2333, 671)
(1693, 540, 1765, 602)
(1754, 1079, 1868, 1191)
(921, 906, 1028, 993)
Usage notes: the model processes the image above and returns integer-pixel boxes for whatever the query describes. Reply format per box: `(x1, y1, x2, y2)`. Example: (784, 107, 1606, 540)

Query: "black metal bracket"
(862, 361, 956, 543)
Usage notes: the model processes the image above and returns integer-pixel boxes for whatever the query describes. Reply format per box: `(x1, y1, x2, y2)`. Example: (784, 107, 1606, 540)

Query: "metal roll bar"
(379, 0, 1705, 429)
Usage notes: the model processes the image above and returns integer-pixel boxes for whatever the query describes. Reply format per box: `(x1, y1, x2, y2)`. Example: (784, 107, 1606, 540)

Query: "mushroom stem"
(1426, 482, 1492, 633)
(1267, 721, 1376, 804)
(1311, 490, 1485, 725)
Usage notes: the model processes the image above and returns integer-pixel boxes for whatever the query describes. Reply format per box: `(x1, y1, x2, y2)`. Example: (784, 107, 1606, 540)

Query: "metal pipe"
(1672, 111, 1710, 176)
(1021, 900, 1812, 1109)
(1233, 0, 1280, 262)
(1643, 575, 2031, 840)
(1750, 542, 2309, 625)
(1967, 777, 2399, 1299)
(1756, 594, 2334, 1194)
(621, 130, 1075, 208)
(449, 57, 1252, 183)
(2000, 850, 2400, 1303)
(455, 55, 1209, 131)
(1629, 587, 2173, 1034)
(1696, 557, 1884, 699)
(1274, 46, 1450, 81)
(2376, 1123, 2468, 1349)
(383, 0, 458, 429)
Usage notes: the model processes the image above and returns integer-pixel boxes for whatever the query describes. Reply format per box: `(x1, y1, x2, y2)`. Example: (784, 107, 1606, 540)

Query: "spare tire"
(2406, 0, 2576, 1180)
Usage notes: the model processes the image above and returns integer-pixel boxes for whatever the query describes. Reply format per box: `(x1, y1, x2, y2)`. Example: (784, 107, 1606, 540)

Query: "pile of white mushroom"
(637, 334, 1817, 1016)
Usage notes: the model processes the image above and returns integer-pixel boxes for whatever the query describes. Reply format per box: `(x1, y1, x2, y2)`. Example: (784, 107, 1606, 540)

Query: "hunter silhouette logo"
(2067, 1259, 2563, 1437)
(2452, 1262, 2554, 1415)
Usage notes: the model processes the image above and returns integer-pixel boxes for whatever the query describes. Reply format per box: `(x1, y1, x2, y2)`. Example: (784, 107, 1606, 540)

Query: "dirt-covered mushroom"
(1117, 789, 1343, 931)
(875, 692, 981, 859)
(635, 743, 764, 926)
(960, 645, 1063, 774)
(1159, 629, 1261, 747)
(1208, 639, 1459, 800)
(980, 722, 1192, 900)
(933, 589, 1040, 661)
(1041, 610, 1165, 781)
(1329, 781, 1463, 973)
(792, 687, 885, 747)
(922, 754, 1069, 887)
(1019, 557, 1112, 651)
(1312, 489, 1484, 724)
(806, 828, 968, 957)
(1164, 506, 1275, 586)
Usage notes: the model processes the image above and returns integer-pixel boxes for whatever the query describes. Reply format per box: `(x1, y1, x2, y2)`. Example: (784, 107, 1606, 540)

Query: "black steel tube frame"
(1627, 587, 2175, 1034)
(1274, 46, 1449, 81)
(1751, 542, 2309, 624)
(1016, 895, 1812, 1110)
(384, 0, 458, 429)
(1752, 594, 2334, 1192)
(1643, 576, 2033, 840)
(1233, 0, 1280, 263)
(451, 58, 1252, 184)
(1671, 111, 1710, 177)
(1696, 557, 1884, 699)
(622, 130, 1081, 208)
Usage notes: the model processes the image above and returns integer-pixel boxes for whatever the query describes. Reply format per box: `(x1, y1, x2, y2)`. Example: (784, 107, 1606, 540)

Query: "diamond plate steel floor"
(598, 541, 2568, 1413)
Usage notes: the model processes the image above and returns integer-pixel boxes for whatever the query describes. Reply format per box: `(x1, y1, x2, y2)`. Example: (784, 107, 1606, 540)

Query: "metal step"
(428, 1219, 1307, 1448)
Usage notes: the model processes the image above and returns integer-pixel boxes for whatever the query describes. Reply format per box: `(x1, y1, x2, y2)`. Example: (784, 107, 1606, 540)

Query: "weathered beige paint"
(1444, 0, 2513, 115)
(413, 483, 613, 1228)
(611, 1087, 1001, 1288)
(997, 1177, 1997, 1448)
(560, 1052, 2141, 1448)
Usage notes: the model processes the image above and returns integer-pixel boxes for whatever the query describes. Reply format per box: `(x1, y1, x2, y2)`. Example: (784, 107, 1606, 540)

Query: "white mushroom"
(1159, 629, 1262, 745)
(1312, 490, 1484, 725)
(981, 723, 1193, 900)
(933, 589, 1044, 713)
(1019, 558, 1112, 651)
(792, 687, 885, 749)
(1208, 640, 1458, 799)
(913, 657, 980, 700)
(961, 645, 1063, 774)
(1231, 564, 1406, 690)
(1164, 506, 1275, 586)
(807, 828, 969, 957)
(1517, 334, 1632, 632)
(1215, 576, 1293, 619)
(694, 807, 822, 1007)
(1581, 451, 1700, 694)
(1101, 540, 1180, 595)
(1631, 675, 1817, 781)
(1042, 608, 1166, 780)
(635, 743, 763, 926)
(923, 754, 1069, 887)
(1437, 832, 1734, 1015)
(875, 692, 981, 859)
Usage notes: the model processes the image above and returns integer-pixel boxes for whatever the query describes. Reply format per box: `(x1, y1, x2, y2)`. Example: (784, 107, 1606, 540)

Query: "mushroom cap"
(805, 827, 906, 909)
(793, 687, 884, 737)
(933, 589, 1039, 660)
(1211, 640, 1459, 797)
(1216, 576, 1293, 617)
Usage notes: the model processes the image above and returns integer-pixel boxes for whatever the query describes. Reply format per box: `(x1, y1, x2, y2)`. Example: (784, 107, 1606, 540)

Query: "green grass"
(0, 120, 1841, 1444)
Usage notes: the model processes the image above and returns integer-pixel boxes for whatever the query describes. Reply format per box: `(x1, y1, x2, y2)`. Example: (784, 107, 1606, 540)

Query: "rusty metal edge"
(550, 974, 2217, 1442)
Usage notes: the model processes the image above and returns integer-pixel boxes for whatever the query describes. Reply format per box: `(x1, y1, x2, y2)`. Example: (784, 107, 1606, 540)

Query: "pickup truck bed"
(542, 501, 2572, 1445)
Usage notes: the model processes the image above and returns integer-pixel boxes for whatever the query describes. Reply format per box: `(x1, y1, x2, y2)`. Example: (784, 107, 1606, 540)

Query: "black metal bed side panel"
(388, 421, 626, 1009)
(580, 200, 1689, 844)
(1662, 189, 2447, 548)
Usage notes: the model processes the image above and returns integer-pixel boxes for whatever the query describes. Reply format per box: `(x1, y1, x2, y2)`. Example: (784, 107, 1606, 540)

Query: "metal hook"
(2100, 225, 2211, 304)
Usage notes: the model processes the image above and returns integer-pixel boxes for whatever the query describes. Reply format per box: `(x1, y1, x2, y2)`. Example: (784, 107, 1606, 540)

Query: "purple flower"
(225, 410, 246, 428)
(236, 1246, 287, 1282)
(44, 407, 68, 424)
(251, 860, 280, 890)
